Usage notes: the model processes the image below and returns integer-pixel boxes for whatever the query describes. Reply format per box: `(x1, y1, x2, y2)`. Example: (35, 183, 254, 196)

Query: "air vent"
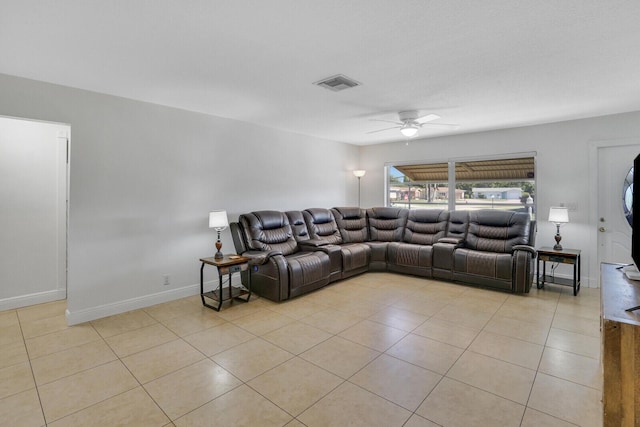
(314, 74, 361, 92)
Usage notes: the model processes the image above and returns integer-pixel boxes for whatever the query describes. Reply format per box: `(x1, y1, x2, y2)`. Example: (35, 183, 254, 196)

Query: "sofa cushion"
(332, 207, 368, 243)
(404, 209, 449, 244)
(239, 211, 298, 256)
(466, 211, 530, 253)
(286, 251, 331, 297)
(340, 243, 371, 273)
(387, 243, 434, 277)
(303, 208, 343, 244)
(366, 207, 408, 242)
(454, 249, 513, 280)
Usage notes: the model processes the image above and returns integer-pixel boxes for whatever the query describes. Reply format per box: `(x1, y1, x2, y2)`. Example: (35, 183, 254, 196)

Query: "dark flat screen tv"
(624, 153, 640, 283)
(633, 153, 640, 271)
(623, 154, 640, 313)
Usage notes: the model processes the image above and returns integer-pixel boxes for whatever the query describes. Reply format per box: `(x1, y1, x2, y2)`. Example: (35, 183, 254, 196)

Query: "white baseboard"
(65, 282, 208, 325)
(0, 288, 67, 312)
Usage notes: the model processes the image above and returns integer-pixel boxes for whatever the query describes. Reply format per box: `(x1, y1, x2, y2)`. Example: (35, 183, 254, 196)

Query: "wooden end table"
(536, 247, 581, 295)
(200, 255, 251, 311)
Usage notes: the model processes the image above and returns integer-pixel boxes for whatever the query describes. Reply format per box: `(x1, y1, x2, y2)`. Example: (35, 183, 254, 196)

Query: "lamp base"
(553, 231, 563, 251)
(214, 239, 223, 259)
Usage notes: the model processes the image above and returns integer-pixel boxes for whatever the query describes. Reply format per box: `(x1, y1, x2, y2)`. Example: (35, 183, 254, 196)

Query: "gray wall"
(0, 73, 359, 323)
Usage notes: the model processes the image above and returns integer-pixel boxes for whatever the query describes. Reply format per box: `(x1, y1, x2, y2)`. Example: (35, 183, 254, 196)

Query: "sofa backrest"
(331, 207, 368, 243)
(466, 210, 531, 253)
(446, 211, 470, 240)
(285, 211, 311, 243)
(404, 209, 449, 245)
(238, 210, 298, 256)
(303, 208, 343, 244)
(230, 222, 248, 255)
(366, 207, 408, 242)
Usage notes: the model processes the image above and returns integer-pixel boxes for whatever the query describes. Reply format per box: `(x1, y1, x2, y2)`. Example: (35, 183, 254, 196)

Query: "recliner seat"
(329, 207, 371, 279)
(452, 210, 533, 291)
(388, 209, 449, 277)
(365, 207, 408, 271)
(233, 210, 331, 301)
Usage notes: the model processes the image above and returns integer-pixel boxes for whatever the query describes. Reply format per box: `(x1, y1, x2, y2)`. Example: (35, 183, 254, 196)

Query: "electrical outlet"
(163, 275, 170, 286)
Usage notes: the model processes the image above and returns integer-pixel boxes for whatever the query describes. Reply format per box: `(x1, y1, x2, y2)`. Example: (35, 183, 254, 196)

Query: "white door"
(0, 117, 69, 309)
(597, 144, 640, 265)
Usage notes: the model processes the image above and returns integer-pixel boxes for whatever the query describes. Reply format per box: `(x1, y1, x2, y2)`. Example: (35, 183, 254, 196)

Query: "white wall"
(358, 111, 640, 288)
(0, 73, 360, 324)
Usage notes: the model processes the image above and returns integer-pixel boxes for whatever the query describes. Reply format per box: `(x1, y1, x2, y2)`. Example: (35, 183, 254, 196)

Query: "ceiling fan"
(368, 110, 458, 138)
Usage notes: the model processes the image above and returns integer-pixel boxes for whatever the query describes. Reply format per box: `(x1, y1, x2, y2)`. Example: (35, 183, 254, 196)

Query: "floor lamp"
(353, 170, 366, 206)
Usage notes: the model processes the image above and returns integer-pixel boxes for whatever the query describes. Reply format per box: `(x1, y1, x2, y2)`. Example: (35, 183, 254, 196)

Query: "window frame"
(385, 152, 537, 214)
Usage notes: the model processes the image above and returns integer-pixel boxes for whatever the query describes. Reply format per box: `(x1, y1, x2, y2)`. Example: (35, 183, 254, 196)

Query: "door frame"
(0, 115, 70, 310)
(588, 137, 640, 287)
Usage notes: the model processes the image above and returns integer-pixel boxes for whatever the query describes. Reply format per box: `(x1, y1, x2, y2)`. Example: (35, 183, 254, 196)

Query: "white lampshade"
(209, 210, 229, 230)
(400, 124, 418, 138)
(548, 207, 569, 224)
(353, 170, 366, 178)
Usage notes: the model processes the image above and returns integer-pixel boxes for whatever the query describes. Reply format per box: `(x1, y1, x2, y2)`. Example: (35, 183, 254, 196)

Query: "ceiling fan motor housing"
(398, 110, 420, 122)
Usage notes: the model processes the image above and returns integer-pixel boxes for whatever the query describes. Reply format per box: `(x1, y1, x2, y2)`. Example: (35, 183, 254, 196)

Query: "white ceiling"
(2, 1, 640, 145)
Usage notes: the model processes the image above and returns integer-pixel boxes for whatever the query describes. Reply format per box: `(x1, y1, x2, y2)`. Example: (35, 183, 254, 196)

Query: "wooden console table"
(601, 262, 640, 426)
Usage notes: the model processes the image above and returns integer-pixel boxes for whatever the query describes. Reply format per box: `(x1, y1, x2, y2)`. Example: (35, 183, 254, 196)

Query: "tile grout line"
(14, 308, 48, 427)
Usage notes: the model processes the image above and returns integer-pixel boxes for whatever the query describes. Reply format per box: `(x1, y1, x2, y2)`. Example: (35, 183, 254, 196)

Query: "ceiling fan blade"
(366, 125, 402, 134)
(416, 113, 441, 124)
(419, 122, 460, 129)
(369, 118, 403, 125)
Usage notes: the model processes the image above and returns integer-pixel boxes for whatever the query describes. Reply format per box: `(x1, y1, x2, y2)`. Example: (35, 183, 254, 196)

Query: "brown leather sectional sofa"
(230, 207, 536, 302)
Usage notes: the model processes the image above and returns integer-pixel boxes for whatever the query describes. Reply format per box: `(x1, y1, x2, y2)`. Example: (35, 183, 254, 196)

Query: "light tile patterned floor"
(0, 273, 602, 426)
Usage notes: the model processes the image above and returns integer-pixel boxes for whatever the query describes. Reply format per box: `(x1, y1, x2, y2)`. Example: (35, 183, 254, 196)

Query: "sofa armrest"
(298, 239, 330, 248)
(438, 237, 464, 246)
(242, 250, 283, 265)
(513, 245, 537, 258)
(513, 247, 535, 293)
(299, 242, 341, 258)
(432, 241, 459, 273)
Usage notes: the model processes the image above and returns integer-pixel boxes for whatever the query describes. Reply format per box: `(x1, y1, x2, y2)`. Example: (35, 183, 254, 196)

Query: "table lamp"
(209, 210, 229, 259)
(548, 207, 569, 250)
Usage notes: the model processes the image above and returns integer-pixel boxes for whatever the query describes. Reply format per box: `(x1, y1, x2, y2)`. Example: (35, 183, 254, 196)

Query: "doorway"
(597, 143, 640, 268)
(0, 116, 69, 310)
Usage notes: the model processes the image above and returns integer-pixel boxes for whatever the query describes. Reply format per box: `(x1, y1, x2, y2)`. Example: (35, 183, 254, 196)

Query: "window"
(387, 155, 536, 217)
(388, 163, 448, 210)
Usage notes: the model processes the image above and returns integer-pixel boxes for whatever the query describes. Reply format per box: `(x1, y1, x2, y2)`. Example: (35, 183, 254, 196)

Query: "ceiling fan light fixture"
(400, 124, 418, 138)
